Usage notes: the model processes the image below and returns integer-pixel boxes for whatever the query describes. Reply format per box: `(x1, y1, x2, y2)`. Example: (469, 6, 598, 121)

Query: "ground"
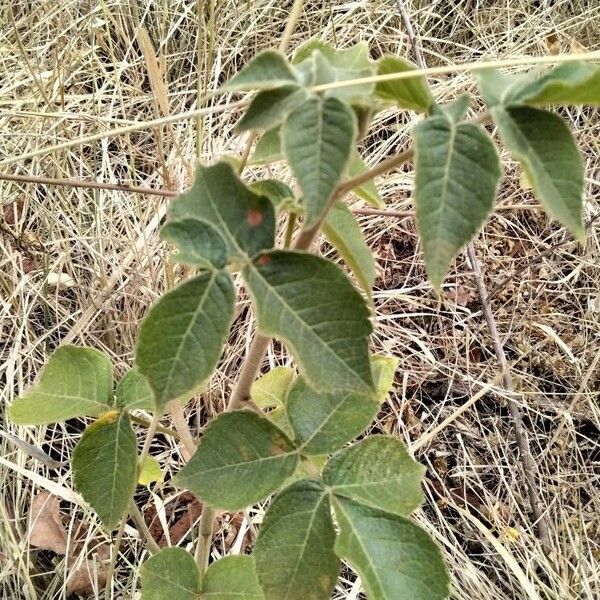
(1, 1, 599, 599)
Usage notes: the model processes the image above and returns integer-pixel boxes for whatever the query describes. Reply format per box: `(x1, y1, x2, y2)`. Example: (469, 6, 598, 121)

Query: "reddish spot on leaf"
(247, 208, 263, 227)
(257, 254, 271, 266)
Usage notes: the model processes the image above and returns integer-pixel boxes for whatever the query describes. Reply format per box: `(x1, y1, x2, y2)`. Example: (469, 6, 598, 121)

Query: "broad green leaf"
(161, 218, 228, 269)
(136, 271, 235, 411)
(174, 411, 298, 511)
(243, 250, 373, 394)
(202, 555, 263, 599)
(236, 85, 308, 132)
(169, 162, 275, 259)
(375, 56, 433, 112)
(250, 127, 283, 165)
(323, 201, 375, 295)
(346, 150, 383, 208)
(333, 498, 449, 600)
(252, 367, 295, 409)
(490, 106, 584, 239)
(254, 480, 340, 600)
(115, 367, 154, 412)
(477, 62, 600, 108)
(10, 346, 112, 425)
(72, 413, 138, 530)
(292, 38, 335, 64)
(286, 377, 379, 455)
(282, 96, 356, 226)
(324, 436, 424, 516)
(139, 456, 163, 485)
(249, 179, 300, 213)
(414, 113, 501, 288)
(141, 548, 200, 600)
(285, 355, 397, 455)
(225, 50, 299, 91)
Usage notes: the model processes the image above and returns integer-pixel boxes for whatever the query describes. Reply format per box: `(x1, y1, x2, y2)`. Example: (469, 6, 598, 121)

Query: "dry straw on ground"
(1, 1, 599, 599)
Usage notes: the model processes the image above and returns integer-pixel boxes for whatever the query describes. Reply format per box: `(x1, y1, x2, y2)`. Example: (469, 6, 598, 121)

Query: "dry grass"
(1, 1, 599, 599)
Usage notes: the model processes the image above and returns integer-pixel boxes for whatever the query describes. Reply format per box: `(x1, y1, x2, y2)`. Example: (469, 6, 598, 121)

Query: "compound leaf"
(136, 271, 235, 411)
(283, 96, 356, 226)
(286, 355, 397, 455)
(490, 106, 584, 239)
(202, 555, 263, 599)
(243, 250, 373, 394)
(375, 56, 433, 112)
(254, 480, 340, 600)
(414, 113, 501, 288)
(324, 436, 425, 516)
(161, 218, 228, 269)
(115, 367, 154, 412)
(333, 498, 449, 600)
(169, 162, 275, 259)
(10, 346, 112, 425)
(72, 413, 138, 530)
(323, 201, 375, 295)
(174, 411, 298, 511)
(236, 85, 308, 132)
(225, 50, 299, 91)
(141, 548, 200, 600)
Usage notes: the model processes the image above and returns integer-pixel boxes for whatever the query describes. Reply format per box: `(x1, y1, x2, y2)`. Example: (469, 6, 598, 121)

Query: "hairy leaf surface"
(225, 50, 299, 91)
(161, 218, 228, 269)
(136, 271, 235, 411)
(375, 56, 432, 112)
(141, 548, 200, 600)
(10, 346, 112, 425)
(414, 113, 501, 288)
(202, 555, 263, 599)
(283, 96, 355, 226)
(72, 414, 138, 530)
(244, 250, 373, 394)
(333, 498, 449, 600)
(115, 367, 154, 412)
(254, 480, 340, 600)
(490, 106, 584, 239)
(324, 436, 424, 516)
(174, 411, 298, 510)
(169, 162, 275, 259)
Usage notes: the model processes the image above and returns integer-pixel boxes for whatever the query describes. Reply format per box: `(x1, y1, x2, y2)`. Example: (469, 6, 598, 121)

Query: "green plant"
(9, 37, 599, 599)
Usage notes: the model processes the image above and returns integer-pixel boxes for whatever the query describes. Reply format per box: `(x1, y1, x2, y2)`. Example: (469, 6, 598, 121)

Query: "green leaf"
(202, 555, 263, 599)
(346, 150, 383, 208)
(243, 250, 373, 394)
(161, 218, 228, 269)
(72, 413, 138, 530)
(115, 367, 154, 412)
(323, 201, 375, 295)
(252, 367, 295, 410)
(333, 498, 449, 600)
(324, 436, 424, 516)
(285, 355, 397, 455)
(477, 62, 600, 108)
(10, 346, 112, 425)
(286, 377, 378, 455)
(136, 271, 235, 411)
(174, 411, 298, 511)
(250, 127, 283, 165)
(282, 96, 356, 226)
(414, 113, 501, 288)
(141, 548, 200, 600)
(236, 85, 308, 132)
(375, 56, 433, 112)
(169, 162, 275, 259)
(249, 179, 300, 213)
(489, 106, 584, 240)
(225, 50, 299, 91)
(254, 480, 340, 600)
(292, 38, 335, 64)
(139, 456, 163, 485)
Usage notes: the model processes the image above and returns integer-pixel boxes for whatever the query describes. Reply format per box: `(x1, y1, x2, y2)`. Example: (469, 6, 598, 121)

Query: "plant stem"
(130, 414, 180, 440)
(168, 400, 198, 458)
(129, 502, 161, 555)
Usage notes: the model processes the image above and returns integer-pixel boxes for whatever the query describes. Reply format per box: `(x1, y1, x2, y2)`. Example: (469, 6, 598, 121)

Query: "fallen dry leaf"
(66, 555, 109, 596)
(28, 491, 68, 554)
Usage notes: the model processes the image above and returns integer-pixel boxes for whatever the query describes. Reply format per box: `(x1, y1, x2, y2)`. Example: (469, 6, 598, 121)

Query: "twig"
(129, 503, 161, 555)
(467, 245, 552, 551)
